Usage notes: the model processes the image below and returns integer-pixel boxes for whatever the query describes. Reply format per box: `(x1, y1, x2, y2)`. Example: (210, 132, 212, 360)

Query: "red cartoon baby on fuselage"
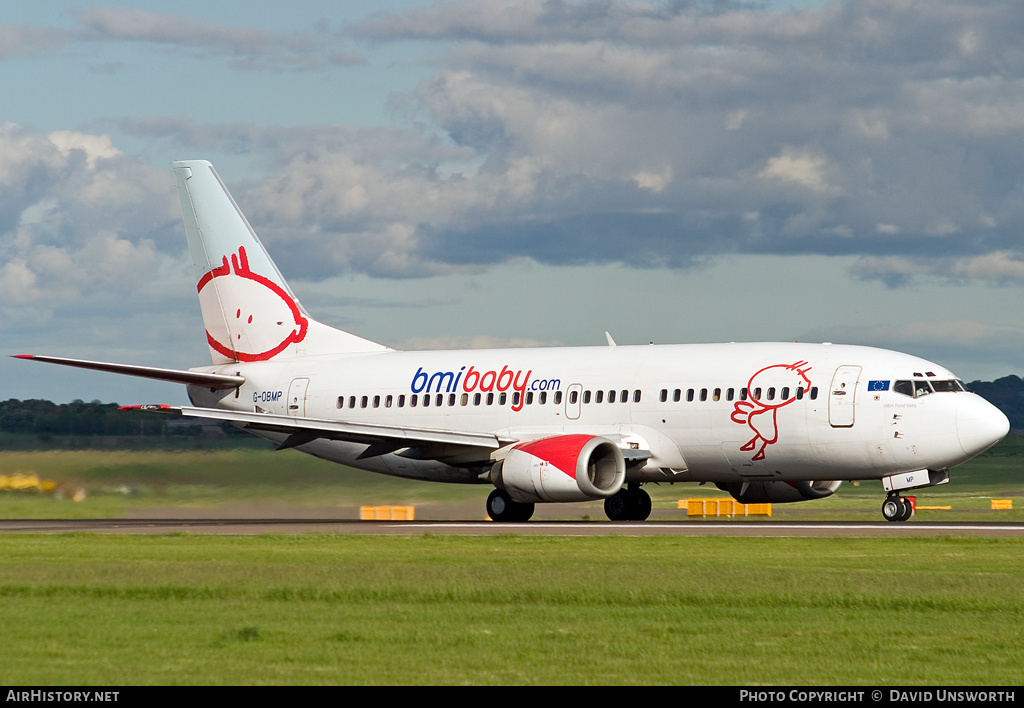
(730, 361, 812, 461)
(197, 246, 308, 362)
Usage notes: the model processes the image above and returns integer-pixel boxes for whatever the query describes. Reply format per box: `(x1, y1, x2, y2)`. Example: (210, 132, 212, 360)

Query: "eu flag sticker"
(868, 380, 890, 391)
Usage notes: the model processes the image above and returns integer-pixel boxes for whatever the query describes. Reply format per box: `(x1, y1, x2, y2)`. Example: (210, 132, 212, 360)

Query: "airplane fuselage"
(188, 341, 1002, 487)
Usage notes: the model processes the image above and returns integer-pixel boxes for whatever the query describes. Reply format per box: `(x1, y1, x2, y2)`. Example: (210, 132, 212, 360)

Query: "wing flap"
(123, 404, 517, 455)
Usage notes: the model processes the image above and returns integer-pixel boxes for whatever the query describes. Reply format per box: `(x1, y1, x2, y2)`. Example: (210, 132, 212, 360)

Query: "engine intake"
(717, 479, 842, 504)
(491, 435, 626, 504)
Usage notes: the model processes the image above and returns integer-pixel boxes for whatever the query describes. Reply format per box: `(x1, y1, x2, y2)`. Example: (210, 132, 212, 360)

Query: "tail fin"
(172, 160, 389, 364)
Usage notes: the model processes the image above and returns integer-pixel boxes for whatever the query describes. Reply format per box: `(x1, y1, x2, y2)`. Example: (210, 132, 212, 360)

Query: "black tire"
(882, 496, 905, 522)
(633, 488, 652, 521)
(487, 489, 534, 522)
(604, 489, 631, 521)
(896, 497, 914, 522)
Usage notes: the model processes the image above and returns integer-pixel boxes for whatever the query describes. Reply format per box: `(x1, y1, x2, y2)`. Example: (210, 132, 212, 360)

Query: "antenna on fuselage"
(605, 332, 617, 347)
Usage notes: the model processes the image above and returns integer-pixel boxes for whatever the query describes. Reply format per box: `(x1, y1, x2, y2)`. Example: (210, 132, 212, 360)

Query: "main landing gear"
(486, 489, 535, 522)
(604, 484, 652, 521)
(881, 492, 914, 523)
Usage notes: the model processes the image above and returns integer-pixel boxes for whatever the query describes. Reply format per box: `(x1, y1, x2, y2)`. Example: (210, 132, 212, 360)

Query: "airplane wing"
(13, 355, 244, 390)
(122, 404, 518, 462)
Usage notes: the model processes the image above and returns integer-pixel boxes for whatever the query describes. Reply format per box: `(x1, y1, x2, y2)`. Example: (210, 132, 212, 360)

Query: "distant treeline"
(2, 376, 1023, 445)
(0, 399, 244, 442)
(965, 376, 1024, 431)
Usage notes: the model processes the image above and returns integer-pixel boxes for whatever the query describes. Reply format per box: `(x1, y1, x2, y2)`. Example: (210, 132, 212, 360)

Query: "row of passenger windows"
(336, 389, 643, 409)
(335, 385, 822, 410)
(659, 386, 819, 403)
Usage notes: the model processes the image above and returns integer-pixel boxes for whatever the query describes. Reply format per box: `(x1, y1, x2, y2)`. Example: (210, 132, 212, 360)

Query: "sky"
(2, 0, 1024, 405)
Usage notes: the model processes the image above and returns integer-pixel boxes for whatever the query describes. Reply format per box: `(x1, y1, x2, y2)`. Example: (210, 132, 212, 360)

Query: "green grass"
(1, 433, 1023, 520)
(2, 439, 1023, 685)
(1, 534, 1022, 685)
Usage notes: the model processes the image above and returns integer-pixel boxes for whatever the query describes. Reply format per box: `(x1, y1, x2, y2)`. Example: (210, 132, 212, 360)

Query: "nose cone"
(957, 395, 1010, 457)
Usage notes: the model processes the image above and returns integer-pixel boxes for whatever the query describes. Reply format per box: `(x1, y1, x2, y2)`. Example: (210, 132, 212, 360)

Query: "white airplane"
(16, 160, 1011, 523)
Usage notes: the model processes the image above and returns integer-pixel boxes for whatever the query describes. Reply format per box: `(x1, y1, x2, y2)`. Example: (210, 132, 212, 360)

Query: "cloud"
(0, 124, 181, 320)
(71, 6, 364, 71)
(27, 1, 1024, 286)
(758, 148, 838, 194)
(853, 251, 1024, 286)
(0, 24, 68, 59)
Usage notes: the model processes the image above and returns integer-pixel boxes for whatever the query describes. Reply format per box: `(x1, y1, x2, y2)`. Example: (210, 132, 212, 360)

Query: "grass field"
(1, 434, 1022, 521)
(1, 534, 1023, 685)
(1, 437, 1022, 685)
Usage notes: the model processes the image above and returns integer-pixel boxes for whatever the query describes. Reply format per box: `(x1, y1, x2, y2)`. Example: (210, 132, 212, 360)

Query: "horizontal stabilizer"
(13, 355, 244, 390)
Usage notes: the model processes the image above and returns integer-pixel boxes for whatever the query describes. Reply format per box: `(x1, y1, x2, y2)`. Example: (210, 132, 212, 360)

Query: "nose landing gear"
(881, 492, 914, 522)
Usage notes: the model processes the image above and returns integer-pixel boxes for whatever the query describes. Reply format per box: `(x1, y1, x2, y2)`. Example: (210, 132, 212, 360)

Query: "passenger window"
(385, 395, 393, 408)
(621, 390, 628, 402)
(398, 395, 405, 407)
(513, 392, 521, 407)
(781, 387, 789, 400)
(633, 390, 641, 403)
(410, 394, 417, 407)
(753, 388, 762, 401)
(713, 388, 721, 402)
(660, 389, 668, 403)
(554, 391, 563, 404)
(767, 388, 775, 401)
(360, 396, 368, 409)
(499, 392, 507, 405)
(687, 389, 694, 402)
(740, 388, 748, 401)
(700, 389, 707, 402)
(584, 391, 591, 404)
(436, 394, 444, 407)
(726, 388, 734, 401)
(596, 390, 604, 404)
(673, 389, 681, 402)
(448, 394, 457, 406)
(539, 392, 547, 405)
(337, 396, 344, 409)
(525, 392, 534, 405)
(473, 393, 481, 405)
(796, 387, 804, 400)
(486, 392, 494, 405)
(569, 391, 578, 405)
(461, 393, 469, 406)
(608, 390, 616, 403)
(422, 394, 429, 407)
(809, 387, 818, 400)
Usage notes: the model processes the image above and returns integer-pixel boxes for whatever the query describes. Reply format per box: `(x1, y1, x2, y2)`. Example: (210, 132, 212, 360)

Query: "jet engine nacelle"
(717, 479, 842, 504)
(491, 435, 626, 504)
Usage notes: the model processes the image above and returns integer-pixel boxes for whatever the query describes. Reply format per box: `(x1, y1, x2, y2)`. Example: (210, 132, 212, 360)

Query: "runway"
(3, 518, 1024, 536)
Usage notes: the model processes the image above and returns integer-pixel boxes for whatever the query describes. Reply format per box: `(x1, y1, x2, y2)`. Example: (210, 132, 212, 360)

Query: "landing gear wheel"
(486, 489, 535, 522)
(896, 496, 914, 522)
(882, 494, 912, 523)
(633, 488, 652, 521)
(604, 487, 652, 521)
(604, 490, 631, 521)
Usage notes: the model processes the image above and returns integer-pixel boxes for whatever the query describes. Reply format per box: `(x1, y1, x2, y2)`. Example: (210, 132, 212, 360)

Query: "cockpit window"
(894, 380, 914, 397)
(894, 379, 965, 398)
